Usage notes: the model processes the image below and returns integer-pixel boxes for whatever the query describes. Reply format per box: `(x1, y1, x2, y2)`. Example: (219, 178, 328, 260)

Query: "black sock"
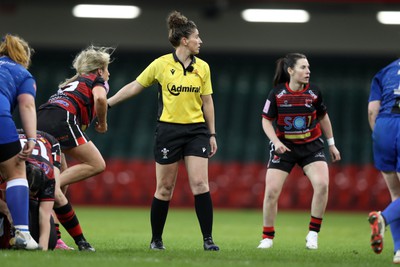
(150, 197, 170, 241)
(194, 191, 213, 240)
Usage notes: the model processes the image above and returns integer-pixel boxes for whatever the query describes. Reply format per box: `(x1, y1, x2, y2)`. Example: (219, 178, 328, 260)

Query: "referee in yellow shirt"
(108, 10, 219, 251)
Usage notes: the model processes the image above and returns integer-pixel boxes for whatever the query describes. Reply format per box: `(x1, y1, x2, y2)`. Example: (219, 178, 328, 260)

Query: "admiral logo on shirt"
(167, 83, 201, 96)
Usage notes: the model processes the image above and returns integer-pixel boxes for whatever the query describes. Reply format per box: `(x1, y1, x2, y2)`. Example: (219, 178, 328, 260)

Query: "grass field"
(0, 207, 395, 267)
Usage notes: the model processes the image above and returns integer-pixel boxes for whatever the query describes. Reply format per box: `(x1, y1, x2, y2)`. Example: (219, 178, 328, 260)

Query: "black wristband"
(209, 133, 217, 138)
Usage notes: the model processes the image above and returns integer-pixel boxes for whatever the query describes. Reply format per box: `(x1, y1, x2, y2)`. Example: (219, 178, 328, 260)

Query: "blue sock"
(6, 178, 30, 232)
(382, 198, 400, 225)
(390, 220, 400, 252)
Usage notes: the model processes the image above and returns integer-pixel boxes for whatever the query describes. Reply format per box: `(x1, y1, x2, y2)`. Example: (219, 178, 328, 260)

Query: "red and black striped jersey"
(17, 130, 61, 201)
(39, 73, 106, 130)
(262, 82, 327, 144)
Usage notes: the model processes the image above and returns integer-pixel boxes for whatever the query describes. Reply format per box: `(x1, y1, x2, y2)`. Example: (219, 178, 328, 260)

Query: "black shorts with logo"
(267, 138, 326, 173)
(154, 122, 210, 164)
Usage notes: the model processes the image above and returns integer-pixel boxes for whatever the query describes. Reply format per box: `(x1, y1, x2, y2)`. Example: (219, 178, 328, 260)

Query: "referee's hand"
(209, 136, 217, 158)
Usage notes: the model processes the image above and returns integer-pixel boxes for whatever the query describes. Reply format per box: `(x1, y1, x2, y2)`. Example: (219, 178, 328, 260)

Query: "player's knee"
(92, 159, 106, 175)
(314, 180, 329, 195)
(265, 187, 281, 201)
(190, 180, 209, 194)
(157, 188, 173, 200)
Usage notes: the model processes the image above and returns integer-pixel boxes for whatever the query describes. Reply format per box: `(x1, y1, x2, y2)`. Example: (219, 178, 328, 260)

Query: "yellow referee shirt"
(136, 53, 213, 124)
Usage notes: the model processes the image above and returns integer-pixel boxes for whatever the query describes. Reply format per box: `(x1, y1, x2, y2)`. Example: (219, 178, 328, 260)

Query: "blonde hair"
(60, 45, 115, 88)
(0, 34, 33, 69)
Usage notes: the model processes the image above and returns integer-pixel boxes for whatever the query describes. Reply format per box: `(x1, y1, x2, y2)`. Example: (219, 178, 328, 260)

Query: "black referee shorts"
(154, 122, 210, 164)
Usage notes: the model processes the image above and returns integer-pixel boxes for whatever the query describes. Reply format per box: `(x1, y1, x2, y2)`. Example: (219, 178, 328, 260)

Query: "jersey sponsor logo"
(50, 99, 70, 107)
(284, 116, 307, 130)
(284, 132, 311, 139)
(40, 162, 51, 175)
(280, 100, 292, 107)
(0, 60, 16, 66)
(167, 83, 201, 96)
(263, 99, 271, 113)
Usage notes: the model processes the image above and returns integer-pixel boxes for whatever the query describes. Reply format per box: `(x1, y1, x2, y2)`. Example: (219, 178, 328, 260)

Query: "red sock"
(309, 216, 323, 232)
(262, 226, 275, 239)
(54, 202, 85, 243)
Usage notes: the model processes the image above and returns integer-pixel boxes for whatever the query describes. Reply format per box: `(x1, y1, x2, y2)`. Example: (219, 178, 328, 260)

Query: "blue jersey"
(0, 56, 36, 117)
(370, 59, 400, 172)
(369, 59, 400, 118)
(0, 56, 36, 145)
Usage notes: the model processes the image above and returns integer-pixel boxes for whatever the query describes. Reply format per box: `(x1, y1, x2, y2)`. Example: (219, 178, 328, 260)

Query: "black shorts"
(0, 140, 21, 163)
(154, 122, 210, 164)
(37, 178, 55, 201)
(267, 138, 326, 173)
(37, 106, 90, 150)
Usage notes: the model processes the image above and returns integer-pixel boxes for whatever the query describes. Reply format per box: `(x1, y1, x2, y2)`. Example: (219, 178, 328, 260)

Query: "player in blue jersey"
(368, 58, 400, 264)
(0, 34, 40, 250)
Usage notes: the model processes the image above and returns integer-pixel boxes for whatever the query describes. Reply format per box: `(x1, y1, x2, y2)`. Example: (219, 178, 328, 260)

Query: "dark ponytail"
(273, 53, 306, 87)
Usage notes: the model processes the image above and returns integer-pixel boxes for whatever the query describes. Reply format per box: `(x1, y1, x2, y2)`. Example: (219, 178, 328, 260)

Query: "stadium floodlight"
(72, 4, 141, 19)
(241, 9, 310, 23)
(377, 11, 400, 25)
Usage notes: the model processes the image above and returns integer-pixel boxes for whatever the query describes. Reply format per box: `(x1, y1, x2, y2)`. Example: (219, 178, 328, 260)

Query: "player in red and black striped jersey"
(257, 53, 341, 250)
(17, 130, 95, 251)
(37, 46, 114, 188)
(41, 73, 106, 131)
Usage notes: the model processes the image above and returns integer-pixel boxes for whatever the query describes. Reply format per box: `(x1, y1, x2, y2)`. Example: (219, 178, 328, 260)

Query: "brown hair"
(273, 53, 307, 87)
(0, 34, 33, 69)
(167, 11, 197, 47)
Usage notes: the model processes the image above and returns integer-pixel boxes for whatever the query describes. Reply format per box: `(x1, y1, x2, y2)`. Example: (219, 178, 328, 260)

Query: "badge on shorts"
(161, 148, 169, 159)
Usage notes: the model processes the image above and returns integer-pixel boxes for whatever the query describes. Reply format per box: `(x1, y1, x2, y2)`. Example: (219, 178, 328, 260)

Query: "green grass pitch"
(0, 207, 394, 267)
